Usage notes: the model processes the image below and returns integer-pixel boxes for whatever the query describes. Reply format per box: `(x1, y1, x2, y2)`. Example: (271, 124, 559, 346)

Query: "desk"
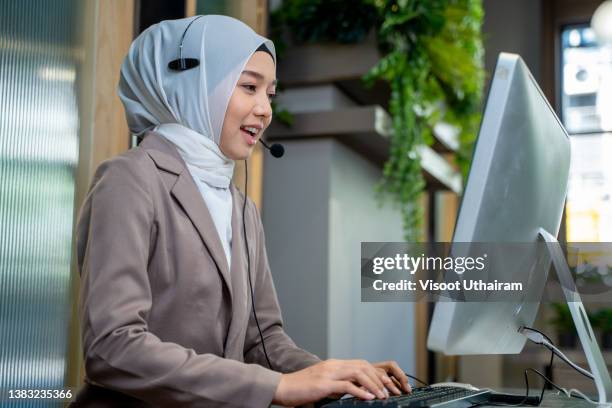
(478, 390, 596, 407)
(510, 348, 612, 397)
(311, 390, 598, 407)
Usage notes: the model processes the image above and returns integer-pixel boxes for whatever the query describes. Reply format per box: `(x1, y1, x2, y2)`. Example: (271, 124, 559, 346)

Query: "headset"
(169, 16, 285, 370)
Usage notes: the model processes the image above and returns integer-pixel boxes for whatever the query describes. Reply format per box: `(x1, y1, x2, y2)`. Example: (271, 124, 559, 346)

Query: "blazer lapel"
(171, 174, 233, 297)
(224, 185, 250, 357)
(141, 133, 233, 302)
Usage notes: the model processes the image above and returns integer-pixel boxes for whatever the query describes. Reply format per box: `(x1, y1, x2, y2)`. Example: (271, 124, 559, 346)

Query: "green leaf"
(272, 0, 485, 241)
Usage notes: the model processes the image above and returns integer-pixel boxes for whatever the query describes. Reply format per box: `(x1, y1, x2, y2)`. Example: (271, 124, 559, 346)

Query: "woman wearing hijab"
(74, 15, 410, 407)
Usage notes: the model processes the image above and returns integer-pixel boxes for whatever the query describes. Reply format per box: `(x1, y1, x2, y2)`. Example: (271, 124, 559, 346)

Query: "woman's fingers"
(331, 381, 375, 401)
(332, 360, 387, 399)
(353, 370, 386, 399)
(300, 359, 413, 402)
(361, 362, 388, 397)
(392, 376, 404, 392)
(377, 368, 402, 395)
(388, 361, 410, 393)
(272, 359, 411, 406)
(373, 360, 412, 393)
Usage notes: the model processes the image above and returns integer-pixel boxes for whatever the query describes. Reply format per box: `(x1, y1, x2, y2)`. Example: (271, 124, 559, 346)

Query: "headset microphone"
(242, 138, 283, 371)
(259, 139, 285, 158)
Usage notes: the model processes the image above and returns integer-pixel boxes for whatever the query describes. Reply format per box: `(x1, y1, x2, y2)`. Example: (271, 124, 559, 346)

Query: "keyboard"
(320, 386, 491, 407)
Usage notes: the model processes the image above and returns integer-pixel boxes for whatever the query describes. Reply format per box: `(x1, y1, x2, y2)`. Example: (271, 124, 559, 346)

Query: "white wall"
(263, 139, 415, 374)
(328, 141, 414, 373)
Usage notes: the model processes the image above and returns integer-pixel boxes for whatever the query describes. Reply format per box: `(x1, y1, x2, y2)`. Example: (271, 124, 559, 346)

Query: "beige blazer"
(74, 132, 320, 407)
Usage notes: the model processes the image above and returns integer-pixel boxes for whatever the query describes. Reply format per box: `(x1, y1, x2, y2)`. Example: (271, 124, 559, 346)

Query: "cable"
(471, 368, 559, 407)
(520, 327, 555, 399)
(525, 368, 569, 397)
(405, 373, 429, 387)
(429, 366, 606, 408)
(468, 324, 610, 408)
(178, 16, 203, 57)
(519, 326, 553, 345)
(541, 349, 554, 402)
(547, 343, 593, 380)
(502, 369, 533, 407)
(470, 328, 560, 407)
(568, 388, 612, 406)
(243, 160, 273, 370)
(525, 369, 611, 407)
(520, 326, 593, 380)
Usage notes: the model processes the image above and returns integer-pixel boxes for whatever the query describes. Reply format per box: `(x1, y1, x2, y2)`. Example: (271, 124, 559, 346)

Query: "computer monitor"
(426, 53, 612, 403)
(427, 52, 570, 355)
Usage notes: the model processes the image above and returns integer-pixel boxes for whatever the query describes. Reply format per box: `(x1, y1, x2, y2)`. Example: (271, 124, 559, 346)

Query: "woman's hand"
(372, 360, 412, 395)
(272, 358, 407, 407)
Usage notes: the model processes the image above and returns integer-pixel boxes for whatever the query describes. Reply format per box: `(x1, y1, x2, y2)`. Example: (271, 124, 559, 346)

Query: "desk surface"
(311, 391, 597, 407)
(478, 391, 595, 407)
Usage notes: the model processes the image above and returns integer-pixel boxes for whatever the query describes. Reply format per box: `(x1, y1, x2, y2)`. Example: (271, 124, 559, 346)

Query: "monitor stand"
(538, 228, 612, 404)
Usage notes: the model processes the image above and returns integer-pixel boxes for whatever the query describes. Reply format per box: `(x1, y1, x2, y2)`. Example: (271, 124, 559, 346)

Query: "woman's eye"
(243, 85, 276, 101)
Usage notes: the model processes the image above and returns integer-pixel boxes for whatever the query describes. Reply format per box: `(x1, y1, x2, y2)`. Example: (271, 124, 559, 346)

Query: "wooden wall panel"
(67, 0, 135, 390)
(92, 0, 133, 169)
(185, 0, 197, 17)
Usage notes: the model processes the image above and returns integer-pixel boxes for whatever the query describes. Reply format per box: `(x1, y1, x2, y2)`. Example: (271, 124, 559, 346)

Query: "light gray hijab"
(117, 15, 276, 188)
(118, 15, 276, 268)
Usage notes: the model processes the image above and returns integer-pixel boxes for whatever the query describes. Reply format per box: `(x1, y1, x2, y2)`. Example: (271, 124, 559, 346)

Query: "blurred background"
(1, 0, 612, 406)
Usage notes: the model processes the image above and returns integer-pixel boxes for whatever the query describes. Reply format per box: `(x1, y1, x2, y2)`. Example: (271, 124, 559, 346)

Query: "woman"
(74, 15, 410, 407)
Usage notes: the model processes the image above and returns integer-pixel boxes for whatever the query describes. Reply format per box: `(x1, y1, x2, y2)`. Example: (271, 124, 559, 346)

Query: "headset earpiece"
(168, 16, 203, 72)
(168, 58, 200, 71)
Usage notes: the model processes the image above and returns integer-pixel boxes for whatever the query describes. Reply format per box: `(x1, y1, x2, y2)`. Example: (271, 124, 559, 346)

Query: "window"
(561, 25, 612, 242)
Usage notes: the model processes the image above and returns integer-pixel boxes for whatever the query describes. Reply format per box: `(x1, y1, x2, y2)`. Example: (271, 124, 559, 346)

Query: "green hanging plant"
(269, 0, 380, 127)
(270, 0, 485, 241)
(271, 99, 294, 127)
(270, 0, 379, 47)
(365, 0, 485, 240)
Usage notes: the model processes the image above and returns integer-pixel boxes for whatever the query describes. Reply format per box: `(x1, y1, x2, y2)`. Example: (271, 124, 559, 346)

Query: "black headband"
(256, 43, 275, 64)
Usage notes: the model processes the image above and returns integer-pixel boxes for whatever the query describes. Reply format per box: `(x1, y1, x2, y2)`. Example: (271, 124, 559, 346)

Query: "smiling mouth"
(241, 126, 259, 136)
(240, 127, 259, 145)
